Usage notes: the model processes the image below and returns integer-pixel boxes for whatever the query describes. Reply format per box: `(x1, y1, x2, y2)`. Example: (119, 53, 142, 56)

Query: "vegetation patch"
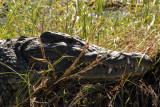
(0, 0, 159, 106)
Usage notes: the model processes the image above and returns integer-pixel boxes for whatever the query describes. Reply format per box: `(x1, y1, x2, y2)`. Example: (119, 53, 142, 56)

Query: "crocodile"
(0, 31, 152, 105)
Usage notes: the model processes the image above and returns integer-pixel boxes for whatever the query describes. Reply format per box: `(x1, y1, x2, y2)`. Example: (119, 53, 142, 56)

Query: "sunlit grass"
(0, 0, 159, 57)
(0, 0, 159, 106)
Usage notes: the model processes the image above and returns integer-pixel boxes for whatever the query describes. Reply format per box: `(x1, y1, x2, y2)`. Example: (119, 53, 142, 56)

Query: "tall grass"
(0, 0, 159, 56)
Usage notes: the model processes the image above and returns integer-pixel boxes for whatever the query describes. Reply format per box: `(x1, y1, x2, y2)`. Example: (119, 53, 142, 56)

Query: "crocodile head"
(0, 31, 154, 106)
(21, 31, 152, 78)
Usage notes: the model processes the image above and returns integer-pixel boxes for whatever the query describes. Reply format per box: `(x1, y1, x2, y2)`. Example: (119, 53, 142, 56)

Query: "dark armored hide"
(0, 31, 153, 105)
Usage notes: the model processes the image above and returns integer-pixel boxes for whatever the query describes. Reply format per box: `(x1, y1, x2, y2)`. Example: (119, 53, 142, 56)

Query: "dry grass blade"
(68, 91, 87, 107)
(61, 38, 90, 78)
(31, 56, 56, 79)
(37, 36, 46, 59)
(28, 37, 91, 103)
(111, 64, 127, 92)
(31, 36, 56, 78)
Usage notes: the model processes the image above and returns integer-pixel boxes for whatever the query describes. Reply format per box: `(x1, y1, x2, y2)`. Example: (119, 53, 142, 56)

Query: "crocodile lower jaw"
(64, 53, 152, 79)
(79, 64, 150, 78)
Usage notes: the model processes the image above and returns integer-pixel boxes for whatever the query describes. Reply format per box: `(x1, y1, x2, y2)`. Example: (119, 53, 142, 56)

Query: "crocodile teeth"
(131, 64, 134, 67)
(127, 58, 130, 64)
(108, 67, 112, 74)
(141, 66, 144, 71)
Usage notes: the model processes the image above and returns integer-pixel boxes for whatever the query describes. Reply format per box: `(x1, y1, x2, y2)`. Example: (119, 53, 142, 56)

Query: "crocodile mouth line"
(23, 40, 152, 79)
(64, 55, 151, 78)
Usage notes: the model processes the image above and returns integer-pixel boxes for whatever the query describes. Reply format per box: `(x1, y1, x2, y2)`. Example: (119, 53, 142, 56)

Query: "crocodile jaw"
(76, 51, 152, 78)
(22, 31, 152, 78)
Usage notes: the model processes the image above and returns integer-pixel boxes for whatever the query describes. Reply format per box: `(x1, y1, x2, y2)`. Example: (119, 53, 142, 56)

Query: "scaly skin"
(0, 31, 152, 105)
